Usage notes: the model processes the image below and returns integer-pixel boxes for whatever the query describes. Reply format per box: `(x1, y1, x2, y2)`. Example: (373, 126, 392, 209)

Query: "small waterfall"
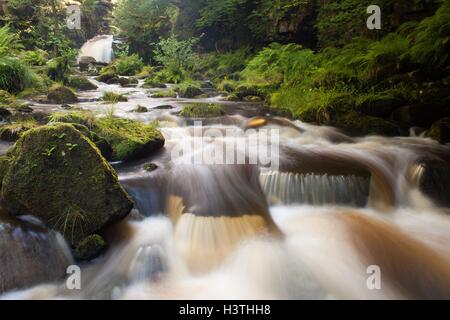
(260, 171, 370, 207)
(78, 35, 114, 64)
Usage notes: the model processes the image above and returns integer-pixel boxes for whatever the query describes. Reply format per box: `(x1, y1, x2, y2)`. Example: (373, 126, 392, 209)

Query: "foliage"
(113, 54, 144, 76)
(153, 36, 199, 83)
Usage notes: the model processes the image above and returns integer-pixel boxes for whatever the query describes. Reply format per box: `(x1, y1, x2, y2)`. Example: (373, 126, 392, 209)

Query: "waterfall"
(78, 35, 114, 64)
(260, 171, 370, 207)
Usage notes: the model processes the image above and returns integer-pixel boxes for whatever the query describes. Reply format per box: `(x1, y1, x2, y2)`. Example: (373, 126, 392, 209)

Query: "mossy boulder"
(143, 162, 158, 172)
(244, 95, 263, 102)
(0, 124, 133, 246)
(74, 234, 107, 261)
(118, 77, 138, 87)
(96, 70, 118, 83)
(96, 118, 165, 162)
(68, 76, 98, 91)
(47, 86, 78, 104)
(151, 90, 177, 98)
(427, 118, 450, 144)
(178, 84, 203, 98)
(180, 103, 225, 118)
(235, 85, 264, 100)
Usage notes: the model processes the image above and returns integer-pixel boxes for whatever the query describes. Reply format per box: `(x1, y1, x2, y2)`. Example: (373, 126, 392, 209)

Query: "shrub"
(114, 54, 144, 76)
(0, 57, 37, 93)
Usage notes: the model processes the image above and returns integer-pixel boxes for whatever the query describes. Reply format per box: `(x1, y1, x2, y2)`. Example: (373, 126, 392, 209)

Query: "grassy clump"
(0, 119, 39, 142)
(48, 111, 97, 128)
(102, 92, 128, 103)
(151, 89, 177, 98)
(180, 103, 225, 118)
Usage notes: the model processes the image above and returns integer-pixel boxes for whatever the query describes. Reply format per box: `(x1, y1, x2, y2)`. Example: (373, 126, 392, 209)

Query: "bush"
(114, 54, 144, 76)
(21, 49, 48, 66)
(0, 57, 37, 93)
(102, 92, 128, 103)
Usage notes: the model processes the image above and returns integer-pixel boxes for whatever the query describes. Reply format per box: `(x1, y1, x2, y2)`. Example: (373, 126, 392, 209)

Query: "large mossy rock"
(0, 124, 133, 246)
(68, 76, 98, 91)
(47, 86, 79, 104)
(96, 118, 165, 162)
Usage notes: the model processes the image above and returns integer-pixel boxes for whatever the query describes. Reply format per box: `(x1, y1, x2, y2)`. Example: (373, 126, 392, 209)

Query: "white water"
(78, 35, 114, 64)
(2, 73, 450, 300)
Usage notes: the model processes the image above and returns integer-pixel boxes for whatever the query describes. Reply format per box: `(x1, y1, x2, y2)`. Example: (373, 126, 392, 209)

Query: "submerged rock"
(133, 105, 148, 113)
(143, 163, 158, 172)
(0, 213, 72, 294)
(0, 124, 133, 246)
(47, 86, 79, 104)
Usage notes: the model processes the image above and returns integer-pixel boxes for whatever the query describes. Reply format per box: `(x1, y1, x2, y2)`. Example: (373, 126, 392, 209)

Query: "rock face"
(47, 86, 79, 104)
(74, 234, 107, 261)
(0, 213, 72, 294)
(0, 124, 133, 246)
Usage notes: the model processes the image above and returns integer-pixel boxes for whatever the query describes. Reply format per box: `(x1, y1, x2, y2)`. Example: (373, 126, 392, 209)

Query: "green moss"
(1, 124, 133, 246)
(102, 92, 128, 103)
(151, 90, 177, 98)
(427, 118, 450, 144)
(67, 76, 98, 91)
(48, 111, 97, 128)
(74, 234, 107, 261)
(180, 103, 225, 118)
(177, 83, 202, 98)
(0, 155, 11, 189)
(47, 85, 78, 104)
(96, 70, 118, 83)
(96, 118, 165, 162)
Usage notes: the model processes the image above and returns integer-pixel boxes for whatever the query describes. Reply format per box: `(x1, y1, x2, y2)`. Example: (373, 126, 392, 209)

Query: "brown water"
(2, 75, 450, 300)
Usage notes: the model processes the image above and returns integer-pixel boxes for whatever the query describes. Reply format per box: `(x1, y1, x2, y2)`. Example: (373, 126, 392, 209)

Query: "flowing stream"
(2, 44, 450, 299)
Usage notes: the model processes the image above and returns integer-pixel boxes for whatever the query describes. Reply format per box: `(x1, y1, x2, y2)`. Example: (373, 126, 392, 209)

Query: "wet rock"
(106, 77, 119, 85)
(0, 214, 72, 294)
(154, 105, 174, 110)
(426, 118, 450, 144)
(78, 56, 96, 71)
(0, 124, 133, 246)
(118, 77, 138, 87)
(68, 76, 98, 91)
(143, 78, 167, 89)
(61, 104, 73, 110)
(179, 103, 225, 118)
(74, 234, 107, 261)
(143, 163, 158, 172)
(47, 86, 79, 104)
(133, 105, 148, 113)
(415, 163, 450, 207)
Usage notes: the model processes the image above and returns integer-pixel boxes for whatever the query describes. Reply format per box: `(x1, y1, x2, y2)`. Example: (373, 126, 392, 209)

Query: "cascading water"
(78, 35, 114, 64)
(2, 77, 450, 300)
